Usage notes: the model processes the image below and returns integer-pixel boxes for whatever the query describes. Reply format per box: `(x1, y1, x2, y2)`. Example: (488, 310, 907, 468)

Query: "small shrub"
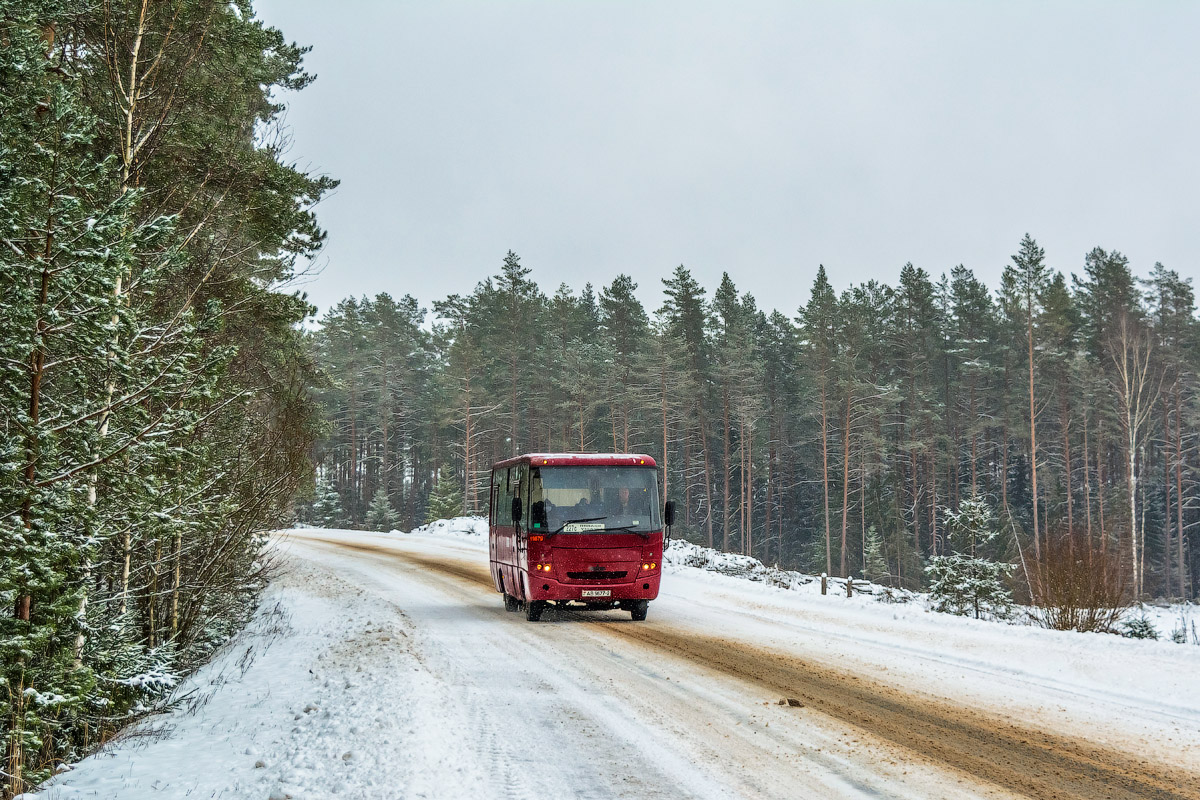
(1120, 617, 1159, 640)
(1028, 530, 1129, 633)
(1170, 615, 1199, 645)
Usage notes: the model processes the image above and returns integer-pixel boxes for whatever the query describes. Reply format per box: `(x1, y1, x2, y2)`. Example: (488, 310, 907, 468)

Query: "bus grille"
(567, 570, 628, 580)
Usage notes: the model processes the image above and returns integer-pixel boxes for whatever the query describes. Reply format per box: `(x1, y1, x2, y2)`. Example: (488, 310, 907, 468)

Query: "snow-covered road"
(38, 526, 1200, 800)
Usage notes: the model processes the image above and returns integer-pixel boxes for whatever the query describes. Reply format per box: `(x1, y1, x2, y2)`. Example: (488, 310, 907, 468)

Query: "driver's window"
(529, 467, 548, 530)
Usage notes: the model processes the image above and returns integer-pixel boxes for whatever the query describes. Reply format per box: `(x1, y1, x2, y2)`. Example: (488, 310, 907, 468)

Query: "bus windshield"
(528, 466, 660, 533)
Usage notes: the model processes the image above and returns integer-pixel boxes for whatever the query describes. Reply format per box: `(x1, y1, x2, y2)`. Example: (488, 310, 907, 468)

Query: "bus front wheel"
(504, 593, 519, 612)
(630, 600, 649, 621)
(525, 600, 545, 622)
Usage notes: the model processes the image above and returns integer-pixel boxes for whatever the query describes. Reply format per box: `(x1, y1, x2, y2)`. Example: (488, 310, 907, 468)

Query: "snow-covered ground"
(33, 521, 1200, 800)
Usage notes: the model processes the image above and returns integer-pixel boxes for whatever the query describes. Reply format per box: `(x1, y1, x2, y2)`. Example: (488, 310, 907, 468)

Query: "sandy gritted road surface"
(287, 529, 1200, 800)
(40, 526, 1200, 800)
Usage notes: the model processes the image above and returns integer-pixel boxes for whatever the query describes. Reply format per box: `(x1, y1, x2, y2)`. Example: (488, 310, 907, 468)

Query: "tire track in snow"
(310, 535, 1200, 800)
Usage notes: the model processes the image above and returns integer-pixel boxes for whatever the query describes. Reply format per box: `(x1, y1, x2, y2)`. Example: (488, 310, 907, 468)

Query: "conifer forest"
(2, 1, 1200, 797)
(310, 245, 1199, 610)
(0, 1, 331, 792)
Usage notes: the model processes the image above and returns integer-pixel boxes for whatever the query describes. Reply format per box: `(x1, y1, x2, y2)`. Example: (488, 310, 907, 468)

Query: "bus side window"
(516, 463, 529, 528)
(529, 467, 547, 529)
(497, 467, 513, 525)
(490, 474, 499, 526)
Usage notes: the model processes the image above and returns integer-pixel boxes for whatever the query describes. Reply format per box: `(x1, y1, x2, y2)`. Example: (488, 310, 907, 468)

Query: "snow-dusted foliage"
(925, 496, 1013, 620)
(0, 3, 333, 793)
(366, 488, 401, 532)
(297, 476, 344, 528)
(425, 466, 465, 524)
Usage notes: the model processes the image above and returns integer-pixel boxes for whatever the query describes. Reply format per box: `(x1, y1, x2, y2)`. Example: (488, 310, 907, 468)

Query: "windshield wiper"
(551, 516, 607, 533)
(603, 524, 650, 539)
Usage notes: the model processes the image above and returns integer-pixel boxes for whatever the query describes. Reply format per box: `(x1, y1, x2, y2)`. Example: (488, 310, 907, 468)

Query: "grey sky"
(255, 0, 1200, 321)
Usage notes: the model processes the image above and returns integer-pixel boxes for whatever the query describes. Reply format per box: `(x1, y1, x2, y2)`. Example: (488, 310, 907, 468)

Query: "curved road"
(291, 530, 1200, 800)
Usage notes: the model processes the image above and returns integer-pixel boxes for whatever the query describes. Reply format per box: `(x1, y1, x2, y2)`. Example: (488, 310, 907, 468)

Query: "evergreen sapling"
(425, 466, 465, 524)
(925, 495, 1013, 620)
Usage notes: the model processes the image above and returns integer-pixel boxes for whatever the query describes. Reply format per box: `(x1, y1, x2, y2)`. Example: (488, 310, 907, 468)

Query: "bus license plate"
(581, 590, 611, 598)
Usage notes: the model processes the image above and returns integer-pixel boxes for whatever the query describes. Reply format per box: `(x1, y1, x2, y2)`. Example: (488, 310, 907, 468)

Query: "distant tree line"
(0, 1, 330, 793)
(311, 241, 1198, 605)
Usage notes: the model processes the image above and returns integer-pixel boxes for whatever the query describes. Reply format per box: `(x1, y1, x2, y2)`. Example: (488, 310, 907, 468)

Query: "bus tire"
(630, 600, 649, 621)
(525, 600, 545, 622)
(504, 593, 519, 612)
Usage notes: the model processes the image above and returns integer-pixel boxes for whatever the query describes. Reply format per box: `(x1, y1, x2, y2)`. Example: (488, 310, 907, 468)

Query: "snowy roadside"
(383, 519, 1200, 748)
(391, 515, 1200, 645)
(33, 520, 1200, 799)
(30, 543, 454, 800)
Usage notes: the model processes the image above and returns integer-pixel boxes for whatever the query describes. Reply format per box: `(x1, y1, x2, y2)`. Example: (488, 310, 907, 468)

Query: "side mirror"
(664, 500, 676, 527)
(511, 497, 523, 524)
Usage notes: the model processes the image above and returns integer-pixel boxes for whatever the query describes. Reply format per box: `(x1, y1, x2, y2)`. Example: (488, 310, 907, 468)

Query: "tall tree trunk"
(746, 417, 753, 558)
(910, 446, 919, 556)
(684, 431, 692, 529)
(1062, 390, 1073, 540)
(1028, 311, 1041, 559)
(509, 351, 519, 456)
(840, 389, 852, 576)
(661, 359, 669, 508)
(18, 248, 52, 623)
(1097, 424, 1107, 556)
(723, 389, 731, 552)
(969, 381, 979, 496)
(170, 527, 182, 639)
(700, 408, 716, 550)
(929, 449, 938, 556)
(995, 434, 1004, 514)
(1083, 412, 1093, 544)
(1163, 396, 1173, 596)
(1175, 386, 1187, 597)
(765, 411, 776, 565)
(821, 383, 832, 575)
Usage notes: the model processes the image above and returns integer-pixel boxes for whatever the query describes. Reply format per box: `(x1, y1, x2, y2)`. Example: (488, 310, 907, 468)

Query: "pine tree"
(1001, 234, 1050, 559)
(2, 2, 334, 787)
(799, 266, 839, 575)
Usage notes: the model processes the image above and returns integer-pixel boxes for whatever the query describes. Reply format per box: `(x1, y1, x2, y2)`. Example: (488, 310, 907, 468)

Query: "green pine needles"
(0, 2, 334, 792)
(925, 496, 1014, 620)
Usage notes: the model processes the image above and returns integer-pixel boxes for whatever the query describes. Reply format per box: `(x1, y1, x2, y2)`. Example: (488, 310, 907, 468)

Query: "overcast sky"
(254, 0, 1200, 321)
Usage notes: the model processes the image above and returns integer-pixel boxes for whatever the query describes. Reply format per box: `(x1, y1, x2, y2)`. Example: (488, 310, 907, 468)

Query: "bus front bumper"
(528, 574, 660, 602)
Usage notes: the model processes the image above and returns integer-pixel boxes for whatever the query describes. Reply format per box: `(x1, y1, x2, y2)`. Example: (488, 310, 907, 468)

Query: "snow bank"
(404, 515, 488, 539)
(32, 550, 444, 800)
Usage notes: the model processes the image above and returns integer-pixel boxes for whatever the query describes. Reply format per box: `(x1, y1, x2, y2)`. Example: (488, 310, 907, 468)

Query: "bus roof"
(492, 453, 657, 470)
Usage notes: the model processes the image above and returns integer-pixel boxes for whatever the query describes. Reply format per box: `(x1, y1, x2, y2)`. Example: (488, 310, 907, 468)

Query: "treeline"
(0, 1, 329, 793)
(312, 243, 1198, 604)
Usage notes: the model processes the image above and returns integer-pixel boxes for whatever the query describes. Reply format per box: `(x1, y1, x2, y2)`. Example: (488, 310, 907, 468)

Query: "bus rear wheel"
(503, 593, 519, 612)
(525, 600, 545, 622)
(630, 600, 649, 621)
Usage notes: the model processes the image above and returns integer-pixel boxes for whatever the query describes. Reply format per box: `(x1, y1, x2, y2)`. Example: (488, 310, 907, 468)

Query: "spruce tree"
(366, 488, 401, 532)
(862, 526, 888, 584)
(426, 467, 466, 523)
(925, 495, 1013, 619)
(305, 477, 344, 527)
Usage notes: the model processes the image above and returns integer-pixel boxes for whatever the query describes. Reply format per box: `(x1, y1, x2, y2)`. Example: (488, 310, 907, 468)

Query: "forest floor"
(31, 523, 1200, 800)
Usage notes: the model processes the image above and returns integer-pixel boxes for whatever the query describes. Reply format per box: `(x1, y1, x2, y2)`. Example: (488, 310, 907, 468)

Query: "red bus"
(489, 453, 674, 621)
